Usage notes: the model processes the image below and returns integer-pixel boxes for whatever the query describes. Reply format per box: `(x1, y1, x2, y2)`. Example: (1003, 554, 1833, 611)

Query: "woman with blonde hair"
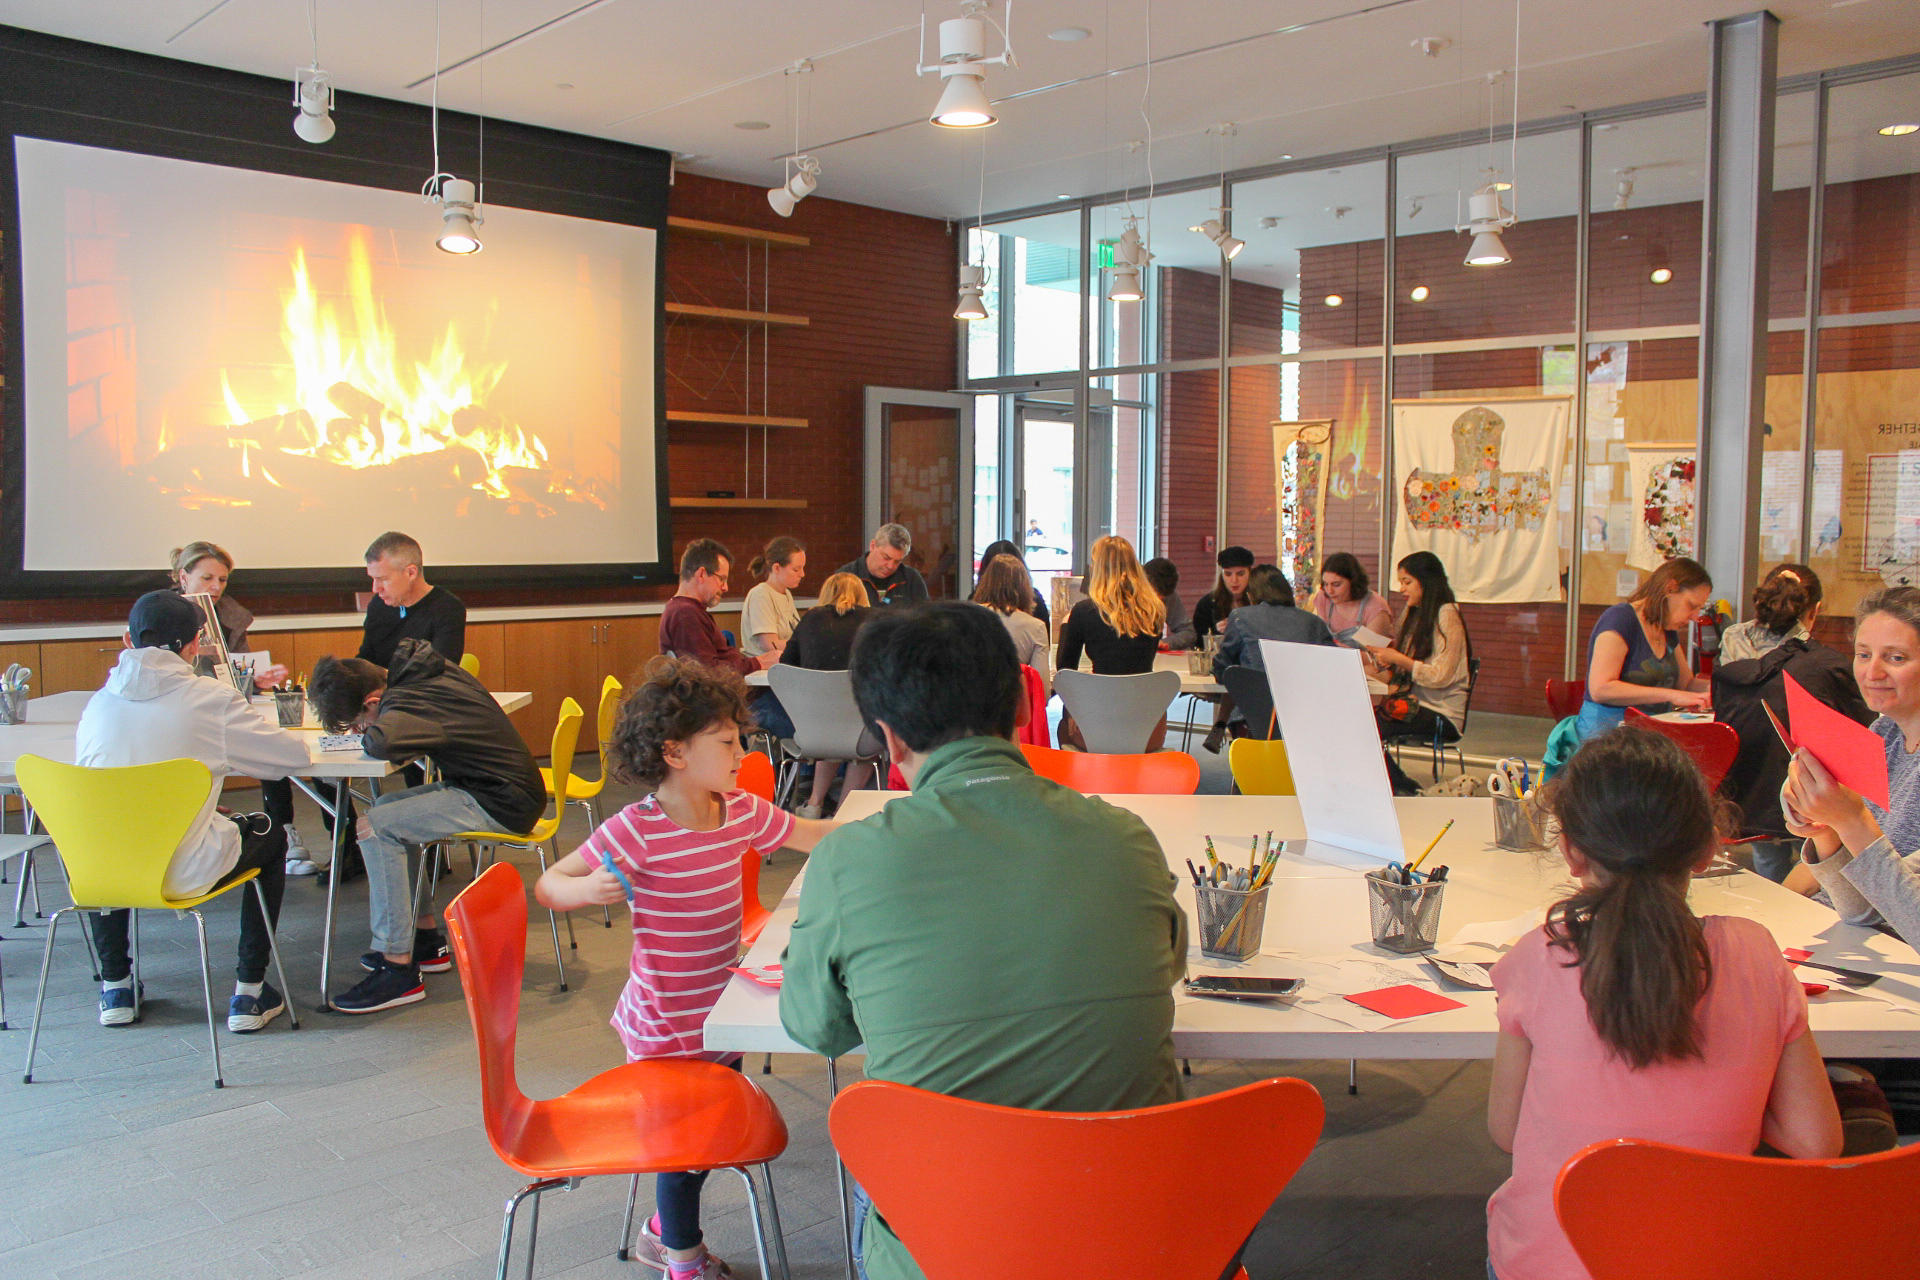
(972, 553, 1051, 691)
(775, 572, 875, 818)
(1056, 536, 1166, 749)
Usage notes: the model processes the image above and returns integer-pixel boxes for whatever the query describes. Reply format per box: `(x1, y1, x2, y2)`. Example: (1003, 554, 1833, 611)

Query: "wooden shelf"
(669, 497, 809, 510)
(665, 302, 810, 327)
(667, 216, 810, 248)
(666, 410, 809, 429)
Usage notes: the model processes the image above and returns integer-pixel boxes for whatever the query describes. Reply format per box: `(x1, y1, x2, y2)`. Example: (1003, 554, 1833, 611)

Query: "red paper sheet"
(1784, 673, 1890, 808)
(1783, 947, 1814, 962)
(1343, 984, 1466, 1019)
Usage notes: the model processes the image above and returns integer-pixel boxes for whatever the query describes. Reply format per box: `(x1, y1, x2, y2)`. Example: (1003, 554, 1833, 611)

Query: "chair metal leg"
(759, 1162, 792, 1280)
(22, 905, 73, 1082)
(731, 1162, 790, 1280)
(616, 1173, 642, 1260)
(11, 845, 31, 927)
(319, 777, 349, 1008)
(495, 1177, 568, 1280)
(585, 799, 611, 928)
(828, 1056, 856, 1280)
(253, 879, 300, 1030)
(1348, 1059, 1358, 1095)
(542, 836, 578, 952)
(762, 1052, 773, 1075)
(187, 909, 224, 1088)
(131, 909, 143, 1020)
(536, 840, 568, 991)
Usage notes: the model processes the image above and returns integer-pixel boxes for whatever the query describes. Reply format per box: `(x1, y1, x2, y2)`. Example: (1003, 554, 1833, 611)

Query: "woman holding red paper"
(1781, 586, 1920, 949)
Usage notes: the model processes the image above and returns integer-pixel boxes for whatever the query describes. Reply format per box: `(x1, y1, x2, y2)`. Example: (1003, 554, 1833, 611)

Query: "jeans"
(654, 1059, 744, 1251)
(749, 689, 796, 744)
(90, 822, 288, 984)
(361, 783, 495, 956)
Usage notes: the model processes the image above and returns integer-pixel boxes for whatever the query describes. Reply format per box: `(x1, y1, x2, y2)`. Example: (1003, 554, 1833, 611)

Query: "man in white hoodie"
(75, 592, 313, 1033)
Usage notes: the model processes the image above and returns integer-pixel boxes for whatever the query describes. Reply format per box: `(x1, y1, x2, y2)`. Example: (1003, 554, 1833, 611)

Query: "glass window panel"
(975, 210, 1082, 377)
(1231, 162, 1387, 354)
(964, 228, 1002, 380)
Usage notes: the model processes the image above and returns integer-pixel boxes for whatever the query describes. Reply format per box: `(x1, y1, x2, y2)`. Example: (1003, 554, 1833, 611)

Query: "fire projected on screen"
(14, 137, 659, 572)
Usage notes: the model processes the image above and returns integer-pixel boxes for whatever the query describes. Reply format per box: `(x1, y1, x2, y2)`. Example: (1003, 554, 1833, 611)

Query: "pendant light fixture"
(1190, 123, 1244, 260)
(768, 61, 821, 218)
(291, 0, 334, 143)
(1106, 220, 1151, 303)
(421, 0, 483, 254)
(1455, 9, 1523, 269)
(917, 1, 1016, 129)
(956, 131, 991, 321)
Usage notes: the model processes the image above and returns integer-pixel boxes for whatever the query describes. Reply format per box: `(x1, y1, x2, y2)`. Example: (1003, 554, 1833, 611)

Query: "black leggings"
(90, 821, 288, 984)
(1375, 703, 1458, 794)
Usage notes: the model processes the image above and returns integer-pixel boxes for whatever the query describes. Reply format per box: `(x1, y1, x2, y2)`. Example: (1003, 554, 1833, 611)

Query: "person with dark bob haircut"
(782, 600, 1187, 1280)
(977, 538, 1049, 626)
(1312, 550, 1394, 648)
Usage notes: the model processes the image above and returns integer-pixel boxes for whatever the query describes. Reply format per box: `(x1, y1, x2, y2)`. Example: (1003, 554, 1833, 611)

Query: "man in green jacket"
(780, 602, 1187, 1280)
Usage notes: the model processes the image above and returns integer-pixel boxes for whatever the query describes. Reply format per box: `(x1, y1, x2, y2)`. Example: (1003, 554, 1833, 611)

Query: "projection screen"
(13, 136, 659, 572)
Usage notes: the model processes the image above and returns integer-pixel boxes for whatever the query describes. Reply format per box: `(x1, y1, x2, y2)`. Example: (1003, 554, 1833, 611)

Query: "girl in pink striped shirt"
(540, 656, 829, 1280)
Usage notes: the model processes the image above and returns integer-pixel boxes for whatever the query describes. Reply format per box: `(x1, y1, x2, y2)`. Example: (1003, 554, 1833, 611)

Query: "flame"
(213, 232, 578, 504)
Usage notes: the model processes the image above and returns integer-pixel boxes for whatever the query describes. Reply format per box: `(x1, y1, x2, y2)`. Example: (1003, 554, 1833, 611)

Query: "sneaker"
(665, 1250, 736, 1280)
(331, 959, 425, 1014)
(227, 982, 286, 1033)
(98, 985, 136, 1027)
(1201, 725, 1227, 755)
(794, 803, 824, 821)
(358, 929, 452, 975)
(284, 828, 321, 877)
(1830, 1062, 1899, 1155)
(628, 1220, 735, 1279)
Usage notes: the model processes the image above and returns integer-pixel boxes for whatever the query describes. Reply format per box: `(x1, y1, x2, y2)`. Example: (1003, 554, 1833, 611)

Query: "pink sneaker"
(631, 1220, 735, 1280)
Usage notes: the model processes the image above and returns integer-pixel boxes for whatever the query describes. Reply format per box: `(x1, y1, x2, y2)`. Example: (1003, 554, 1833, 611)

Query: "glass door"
(863, 388, 973, 600)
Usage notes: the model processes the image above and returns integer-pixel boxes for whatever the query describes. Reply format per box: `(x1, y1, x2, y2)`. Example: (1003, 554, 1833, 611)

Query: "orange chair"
(1554, 1137, 1920, 1280)
(1015, 663, 1052, 750)
(1020, 743, 1201, 795)
(736, 752, 777, 947)
(1544, 678, 1586, 720)
(829, 1076, 1324, 1280)
(1623, 707, 1740, 790)
(444, 864, 792, 1280)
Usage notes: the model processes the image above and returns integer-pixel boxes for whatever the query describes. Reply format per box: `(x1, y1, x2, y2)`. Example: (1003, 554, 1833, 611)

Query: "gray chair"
(765, 666, 886, 808)
(1054, 669, 1181, 754)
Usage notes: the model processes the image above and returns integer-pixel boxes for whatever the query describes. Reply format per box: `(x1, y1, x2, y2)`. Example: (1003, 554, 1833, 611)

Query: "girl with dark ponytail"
(1485, 726, 1839, 1279)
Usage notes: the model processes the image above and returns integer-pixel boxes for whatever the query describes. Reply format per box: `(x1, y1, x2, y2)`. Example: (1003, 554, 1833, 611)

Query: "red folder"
(1783, 673, 1890, 809)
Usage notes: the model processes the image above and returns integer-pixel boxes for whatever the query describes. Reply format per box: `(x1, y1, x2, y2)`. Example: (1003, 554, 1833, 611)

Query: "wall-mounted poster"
(1863, 450, 1920, 588)
(1625, 444, 1695, 571)
(1391, 397, 1570, 603)
(1272, 420, 1333, 599)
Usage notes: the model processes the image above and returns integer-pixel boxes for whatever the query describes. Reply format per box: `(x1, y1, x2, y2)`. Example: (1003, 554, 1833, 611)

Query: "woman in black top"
(1056, 536, 1166, 749)
(769, 572, 873, 817)
(1188, 544, 1254, 639)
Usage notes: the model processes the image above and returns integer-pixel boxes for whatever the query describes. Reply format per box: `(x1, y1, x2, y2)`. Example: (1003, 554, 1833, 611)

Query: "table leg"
(828, 1057, 856, 1280)
(318, 776, 348, 1009)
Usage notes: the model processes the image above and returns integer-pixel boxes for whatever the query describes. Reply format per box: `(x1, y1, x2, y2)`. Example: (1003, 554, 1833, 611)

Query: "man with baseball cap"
(73, 590, 311, 1033)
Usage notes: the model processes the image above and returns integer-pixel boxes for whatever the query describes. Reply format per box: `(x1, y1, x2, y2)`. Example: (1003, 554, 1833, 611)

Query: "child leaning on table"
(537, 655, 831, 1280)
(1484, 725, 1841, 1280)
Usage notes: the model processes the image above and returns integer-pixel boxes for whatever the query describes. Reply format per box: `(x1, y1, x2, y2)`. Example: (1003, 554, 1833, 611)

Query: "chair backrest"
(1544, 677, 1586, 720)
(737, 750, 776, 801)
(459, 652, 481, 678)
(830, 1076, 1325, 1280)
(1219, 664, 1278, 739)
(766, 666, 879, 760)
(1016, 664, 1051, 749)
(444, 863, 533, 1163)
(1054, 668, 1181, 754)
(524, 698, 586, 841)
(595, 674, 624, 754)
(736, 750, 777, 945)
(1623, 708, 1740, 790)
(1228, 738, 1295, 795)
(1459, 655, 1483, 730)
(1020, 743, 1200, 795)
(16, 755, 214, 908)
(1554, 1137, 1920, 1280)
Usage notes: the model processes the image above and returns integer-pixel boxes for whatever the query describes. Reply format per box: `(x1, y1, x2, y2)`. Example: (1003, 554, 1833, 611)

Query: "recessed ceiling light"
(734, 120, 772, 131)
(1409, 285, 1430, 302)
(1880, 123, 1920, 136)
(1324, 294, 1344, 307)
(1049, 26, 1091, 41)
(555, 82, 574, 90)
(1055, 193, 1071, 200)
(1650, 267, 1673, 285)
(675, 152, 710, 164)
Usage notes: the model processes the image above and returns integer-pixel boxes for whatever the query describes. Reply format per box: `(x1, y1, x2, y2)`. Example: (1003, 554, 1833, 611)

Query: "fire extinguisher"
(1689, 599, 1733, 678)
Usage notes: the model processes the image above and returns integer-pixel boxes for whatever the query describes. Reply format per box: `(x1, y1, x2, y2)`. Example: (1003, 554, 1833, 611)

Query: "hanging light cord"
(306, 0, 320, 68)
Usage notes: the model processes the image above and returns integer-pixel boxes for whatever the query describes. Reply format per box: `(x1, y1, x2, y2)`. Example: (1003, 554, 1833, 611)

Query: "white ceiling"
(1, 0, 1914, 233)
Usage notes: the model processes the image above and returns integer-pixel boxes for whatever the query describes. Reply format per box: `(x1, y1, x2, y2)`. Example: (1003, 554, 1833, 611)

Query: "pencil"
(1406, 819, 1455, 874)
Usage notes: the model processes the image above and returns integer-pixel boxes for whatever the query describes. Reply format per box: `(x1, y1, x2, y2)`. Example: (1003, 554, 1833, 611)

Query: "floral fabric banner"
(1391, 397, 1570, 603)
(1625, 444, 1695, 572)
(1273, 420, 1333, 599)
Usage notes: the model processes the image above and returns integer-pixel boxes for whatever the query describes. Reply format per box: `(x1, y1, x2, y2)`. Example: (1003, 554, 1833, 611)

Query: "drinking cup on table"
(1365, 870, 1446, 954)
(1195, 881, 1270, 962)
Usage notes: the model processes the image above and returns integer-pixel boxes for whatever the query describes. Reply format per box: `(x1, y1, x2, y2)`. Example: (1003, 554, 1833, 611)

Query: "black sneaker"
(358, 929, 452, 975)
(331, 959, 425, 1014)
(227, 982, 286, 1033)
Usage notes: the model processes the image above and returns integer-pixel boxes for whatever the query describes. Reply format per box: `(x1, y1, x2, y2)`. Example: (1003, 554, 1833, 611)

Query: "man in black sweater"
(309, 640, 544, 1014)
(358, 531, 466, 668)
(837, 522, 931, 607)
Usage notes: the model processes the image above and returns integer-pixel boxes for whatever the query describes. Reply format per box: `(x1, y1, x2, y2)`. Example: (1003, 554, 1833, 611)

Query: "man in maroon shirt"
(658, 538, 771, 676)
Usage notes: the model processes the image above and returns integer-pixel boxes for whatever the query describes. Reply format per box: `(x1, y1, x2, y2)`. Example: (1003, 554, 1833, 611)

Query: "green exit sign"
(1095, 239, 1117, 269)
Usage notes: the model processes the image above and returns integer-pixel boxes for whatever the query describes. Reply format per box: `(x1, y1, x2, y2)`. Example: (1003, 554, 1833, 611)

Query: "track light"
(918, 4, 1015, 129)
(1189, 215, 1245, 260)
(1458, 185, 1515, 267)
(954, 263, 988, 320)
(1106, 221, 1151, 303)
(293, 66, 334, 143)
(433, 177, 483, 254)
(767, 156, 820, 217)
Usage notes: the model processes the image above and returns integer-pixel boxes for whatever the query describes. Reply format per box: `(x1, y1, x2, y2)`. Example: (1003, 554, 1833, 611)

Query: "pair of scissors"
(1490, 756, 1531, 797)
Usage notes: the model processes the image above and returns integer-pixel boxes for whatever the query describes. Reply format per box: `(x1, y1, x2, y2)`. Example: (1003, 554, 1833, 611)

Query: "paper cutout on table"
(1444, 910, 1544, 953)
(1783, 672, 1891, 808)
(1802, 982, 1830, 998)
(1426, 958, 1495, 991)
(728, 964, 783, 988)
(1344, 984, 1467, 1019)
(1349, 626, 1393, 650)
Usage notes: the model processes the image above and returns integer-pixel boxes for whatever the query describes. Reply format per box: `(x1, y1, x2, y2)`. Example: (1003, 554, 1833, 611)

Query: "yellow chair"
(441, 698, 584, 991)
(1228, 738, 1296, 796)
(459, 653, 481, 678)
(15, 755, 298, 1088)
(539, 676, 623, 930)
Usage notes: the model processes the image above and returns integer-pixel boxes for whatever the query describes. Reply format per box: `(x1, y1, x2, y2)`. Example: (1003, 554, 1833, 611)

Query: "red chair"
(1554, 1137, 1920, 1280)
(444, 864, 792, 1280)
(829, 1076, 1324, 1280)
(1624, 708, 1740, 790)
(1544, 678, 1586, 720)
(1016, 663, 1052, 749)
(1020, 743, 1201, 795)
(736, 752, 777, 946)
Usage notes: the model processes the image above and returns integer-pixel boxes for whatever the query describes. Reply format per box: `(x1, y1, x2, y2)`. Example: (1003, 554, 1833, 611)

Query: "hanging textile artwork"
(1391, 397, 1570, 603)
(1273, 420, 1334, 600)
(1625, 445, 1695, 572)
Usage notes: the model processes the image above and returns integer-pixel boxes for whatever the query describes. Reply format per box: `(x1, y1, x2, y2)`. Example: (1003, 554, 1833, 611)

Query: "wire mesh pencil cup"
(1365, 871, 1447, 954)
(0, 687, 25, 726)
(273, 690, 306, 728)
(1196, 882, 1270, 961)
(1493, 793, 1551, 851)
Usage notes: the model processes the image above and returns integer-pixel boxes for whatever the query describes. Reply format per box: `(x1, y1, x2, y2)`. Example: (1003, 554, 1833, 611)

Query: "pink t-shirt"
(578, 790, 794, 1062)
(1488, 915, 1807, 1280)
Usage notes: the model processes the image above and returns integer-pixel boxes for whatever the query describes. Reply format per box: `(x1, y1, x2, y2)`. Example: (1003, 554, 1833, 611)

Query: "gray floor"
(0, 766, 1519, 1280)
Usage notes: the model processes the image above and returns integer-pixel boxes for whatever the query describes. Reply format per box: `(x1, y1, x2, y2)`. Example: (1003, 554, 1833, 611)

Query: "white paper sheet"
(1261, 639, 1405, 860)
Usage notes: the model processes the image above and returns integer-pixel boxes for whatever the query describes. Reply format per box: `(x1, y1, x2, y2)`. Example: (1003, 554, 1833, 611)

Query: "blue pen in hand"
(602, 859, 637, 903)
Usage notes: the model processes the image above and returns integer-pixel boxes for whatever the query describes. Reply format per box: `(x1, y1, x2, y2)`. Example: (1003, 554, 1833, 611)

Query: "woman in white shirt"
(971, 551, 1051, 692)
(1364, 551, 1473, 796)
(741, 537, 805, 659)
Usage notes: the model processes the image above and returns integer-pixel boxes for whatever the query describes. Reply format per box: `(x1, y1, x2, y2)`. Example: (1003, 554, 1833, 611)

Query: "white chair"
(1054, 669, 1181, 754)
(765, 667, 886, 808)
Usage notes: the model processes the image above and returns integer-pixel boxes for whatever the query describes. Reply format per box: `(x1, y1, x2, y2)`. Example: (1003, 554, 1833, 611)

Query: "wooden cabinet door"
(462, 623, 505, 686)
(598, 615, 659, 691)
(502, 618, 601, 754)
(39, 637, 127, 695)
(287, 628, 366, 684)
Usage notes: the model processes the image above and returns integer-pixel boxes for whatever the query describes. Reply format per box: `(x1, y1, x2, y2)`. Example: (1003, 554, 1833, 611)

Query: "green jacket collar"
(910, 736, 1031, 793)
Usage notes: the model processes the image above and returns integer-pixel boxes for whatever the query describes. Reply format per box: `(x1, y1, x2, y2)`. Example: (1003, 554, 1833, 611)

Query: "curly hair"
(606, 655, 753, 789)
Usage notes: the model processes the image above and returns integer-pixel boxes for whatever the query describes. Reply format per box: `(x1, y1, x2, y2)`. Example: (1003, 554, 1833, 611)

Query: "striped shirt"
(579, 791, 794, 1062)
